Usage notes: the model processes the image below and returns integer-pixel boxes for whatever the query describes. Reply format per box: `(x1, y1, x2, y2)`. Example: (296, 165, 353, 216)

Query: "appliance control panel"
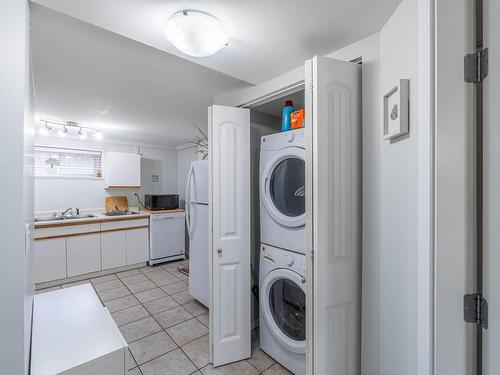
(261, 128, 305, 150)
(260, 244, 306, 275)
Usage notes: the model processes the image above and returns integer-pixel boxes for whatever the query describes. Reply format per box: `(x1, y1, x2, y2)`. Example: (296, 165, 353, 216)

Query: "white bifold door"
(305, 56, 361, 375)
(208, 56, 361, 373)
(209, 105, 251, 366)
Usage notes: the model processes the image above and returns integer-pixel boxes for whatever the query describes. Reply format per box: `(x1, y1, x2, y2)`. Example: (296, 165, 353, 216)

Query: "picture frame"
(383, 79, 409, 140)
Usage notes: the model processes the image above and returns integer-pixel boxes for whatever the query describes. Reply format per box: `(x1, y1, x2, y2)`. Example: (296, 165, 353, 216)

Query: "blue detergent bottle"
(281, 100, 295, 132)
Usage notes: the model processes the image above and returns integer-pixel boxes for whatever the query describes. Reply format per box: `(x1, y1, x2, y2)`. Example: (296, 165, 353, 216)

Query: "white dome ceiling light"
(163, 10, 229, 57)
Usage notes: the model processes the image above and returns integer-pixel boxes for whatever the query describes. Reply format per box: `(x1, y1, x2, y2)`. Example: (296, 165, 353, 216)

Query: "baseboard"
(35, 262, 148, 290)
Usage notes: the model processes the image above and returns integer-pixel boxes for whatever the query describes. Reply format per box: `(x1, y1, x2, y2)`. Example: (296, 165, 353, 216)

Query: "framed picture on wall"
(383, 79, 409, 140)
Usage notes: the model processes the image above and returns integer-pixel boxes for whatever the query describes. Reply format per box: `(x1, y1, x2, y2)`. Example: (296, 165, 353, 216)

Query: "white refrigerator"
(186, 160, 209, 307)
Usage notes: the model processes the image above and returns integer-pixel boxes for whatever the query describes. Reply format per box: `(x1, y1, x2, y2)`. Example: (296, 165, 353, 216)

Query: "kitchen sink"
(34, 214, 97, 222)
(66, 214, 96, 219)
(34, 216, 66, 222)
(104, 211, 140, 216)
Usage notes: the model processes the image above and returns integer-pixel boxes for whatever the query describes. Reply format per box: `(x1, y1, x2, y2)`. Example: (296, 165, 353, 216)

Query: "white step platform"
(31, 284, 127, 375)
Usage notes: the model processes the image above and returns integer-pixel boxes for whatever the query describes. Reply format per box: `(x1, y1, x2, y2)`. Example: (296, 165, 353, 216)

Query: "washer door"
(261, 268, 306, 353)
(261, 147, 305, 228)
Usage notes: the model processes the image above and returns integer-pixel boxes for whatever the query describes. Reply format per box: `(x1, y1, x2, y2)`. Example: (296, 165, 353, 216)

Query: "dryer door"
(261, 268, 306, 354)
(261, 146, 305, 228)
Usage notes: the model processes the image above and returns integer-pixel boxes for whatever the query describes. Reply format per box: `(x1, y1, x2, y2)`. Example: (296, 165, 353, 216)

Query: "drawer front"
(101, 219, 149, 231)
(67, 233, 101, 277)
(35, 223, 101, 240)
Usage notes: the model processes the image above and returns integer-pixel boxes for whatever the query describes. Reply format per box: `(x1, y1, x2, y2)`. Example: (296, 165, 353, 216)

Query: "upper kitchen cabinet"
(104, 151, 141, 189)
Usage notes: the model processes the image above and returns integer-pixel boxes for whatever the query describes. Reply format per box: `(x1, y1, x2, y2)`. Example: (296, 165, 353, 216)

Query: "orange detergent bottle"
(290, 108, 304, 129)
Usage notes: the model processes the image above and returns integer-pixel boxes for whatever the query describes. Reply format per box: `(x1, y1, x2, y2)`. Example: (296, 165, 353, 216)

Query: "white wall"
(378, 2, 419, 374)
(34, 136, 178, 212)
(176, 145, 199, 208)
(0, 1, 34, 374)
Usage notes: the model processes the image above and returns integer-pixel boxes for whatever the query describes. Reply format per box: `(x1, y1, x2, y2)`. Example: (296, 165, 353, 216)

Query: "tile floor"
(36, 259, 292, 375)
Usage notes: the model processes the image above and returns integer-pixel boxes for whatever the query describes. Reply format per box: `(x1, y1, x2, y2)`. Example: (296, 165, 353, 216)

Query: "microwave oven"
(144, 194, 179, 211)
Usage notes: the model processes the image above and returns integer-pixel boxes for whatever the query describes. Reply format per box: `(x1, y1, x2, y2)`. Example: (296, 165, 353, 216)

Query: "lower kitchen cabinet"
(66, 233, 101, 277)
(33, 238, 66, 283)
(101, 231, 127, 269)
(126, 227, 149, 265)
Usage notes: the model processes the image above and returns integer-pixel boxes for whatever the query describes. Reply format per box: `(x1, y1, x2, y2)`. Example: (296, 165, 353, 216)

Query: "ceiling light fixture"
(163, 10, 229, 57)
(58, 126, 68, 137)
(38, 118, 104, 140)
(39, 122, 52, 136)
(78, 127, 87, 139)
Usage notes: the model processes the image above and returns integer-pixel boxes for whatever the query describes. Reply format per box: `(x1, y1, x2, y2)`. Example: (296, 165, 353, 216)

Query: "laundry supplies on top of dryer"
(260, 128, 306, 254)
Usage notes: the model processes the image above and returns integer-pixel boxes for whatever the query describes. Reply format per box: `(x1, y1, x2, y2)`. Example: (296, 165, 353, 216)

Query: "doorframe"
(434, 0, 477, 374)
(417, 0, 436, 374)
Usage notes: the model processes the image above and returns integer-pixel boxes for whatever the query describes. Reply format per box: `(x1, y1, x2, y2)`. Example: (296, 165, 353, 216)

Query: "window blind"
(34, 146, 102, 179)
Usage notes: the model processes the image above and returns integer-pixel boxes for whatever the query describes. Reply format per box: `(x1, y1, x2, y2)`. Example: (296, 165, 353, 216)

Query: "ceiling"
(31, 0, 400, 85)
(30, 0, 401, 148)
(31, 4, 242, 147)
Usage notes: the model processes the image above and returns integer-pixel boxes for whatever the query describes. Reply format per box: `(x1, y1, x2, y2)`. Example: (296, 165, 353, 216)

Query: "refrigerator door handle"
(185, 165, 194, 239)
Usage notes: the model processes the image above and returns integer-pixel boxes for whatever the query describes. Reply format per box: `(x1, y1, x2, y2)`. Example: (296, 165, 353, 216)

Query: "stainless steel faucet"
(61, 208, 72, 216)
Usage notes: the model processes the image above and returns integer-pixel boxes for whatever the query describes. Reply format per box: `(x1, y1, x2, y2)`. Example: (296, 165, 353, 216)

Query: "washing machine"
(260, 129, 305, 254)
(259, 244, 306, 375)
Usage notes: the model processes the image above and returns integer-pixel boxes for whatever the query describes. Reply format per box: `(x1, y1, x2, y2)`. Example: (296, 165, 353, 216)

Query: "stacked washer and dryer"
(259, 128, 306, 375)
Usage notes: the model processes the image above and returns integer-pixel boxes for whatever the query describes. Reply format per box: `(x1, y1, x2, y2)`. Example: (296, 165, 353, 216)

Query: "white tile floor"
(36, 259, 292, 375)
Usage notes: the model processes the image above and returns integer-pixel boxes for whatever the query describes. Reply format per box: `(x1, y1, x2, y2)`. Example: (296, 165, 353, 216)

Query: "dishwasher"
(149, 212, 186, 265)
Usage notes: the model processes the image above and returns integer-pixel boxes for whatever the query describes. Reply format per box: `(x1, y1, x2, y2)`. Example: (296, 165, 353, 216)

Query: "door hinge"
(464, 48, 489, 83)
(464, 293, 488, 329)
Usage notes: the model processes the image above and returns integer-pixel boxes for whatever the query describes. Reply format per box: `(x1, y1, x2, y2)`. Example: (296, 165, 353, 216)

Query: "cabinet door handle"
(217, 248, 223, 254)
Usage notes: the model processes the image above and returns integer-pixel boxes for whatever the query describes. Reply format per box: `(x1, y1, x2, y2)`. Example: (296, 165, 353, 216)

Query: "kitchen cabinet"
(67, 233, 101, 277)
(101, 231, 127, 270)
(104, 151, 141, 189)
(33, 238, 66, 283)
(33, 215, 150, 284)
(126, 227, 149, 265)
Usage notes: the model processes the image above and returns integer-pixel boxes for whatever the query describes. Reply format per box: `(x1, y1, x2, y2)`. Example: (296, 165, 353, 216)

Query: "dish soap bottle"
(281, 100, 295, 132)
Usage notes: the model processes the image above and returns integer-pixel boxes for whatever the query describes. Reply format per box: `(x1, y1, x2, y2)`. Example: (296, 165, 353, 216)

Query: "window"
(34, 146, 102, 179)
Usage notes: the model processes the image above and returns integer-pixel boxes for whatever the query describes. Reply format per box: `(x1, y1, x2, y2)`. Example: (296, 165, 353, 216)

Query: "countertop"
(144, 208, 185, 214)
(34, 211, 151, 228)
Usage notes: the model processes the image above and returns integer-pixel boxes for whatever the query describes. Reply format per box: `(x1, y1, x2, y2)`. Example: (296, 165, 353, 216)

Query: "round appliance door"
(261, 147, 305, 228)
(260, 268, 306, 353)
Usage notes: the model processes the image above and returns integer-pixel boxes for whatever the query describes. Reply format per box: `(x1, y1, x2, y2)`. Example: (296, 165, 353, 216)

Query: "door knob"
(217, 248, 223, 254)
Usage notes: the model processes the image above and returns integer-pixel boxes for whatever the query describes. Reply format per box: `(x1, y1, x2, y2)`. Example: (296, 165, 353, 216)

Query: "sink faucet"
(61, 208, 72, 216)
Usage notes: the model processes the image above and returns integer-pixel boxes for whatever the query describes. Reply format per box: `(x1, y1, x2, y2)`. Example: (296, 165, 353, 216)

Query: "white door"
(305, 56, 361, 375)
(483, 1, 499, 373)
(209, 105, 251, 366)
